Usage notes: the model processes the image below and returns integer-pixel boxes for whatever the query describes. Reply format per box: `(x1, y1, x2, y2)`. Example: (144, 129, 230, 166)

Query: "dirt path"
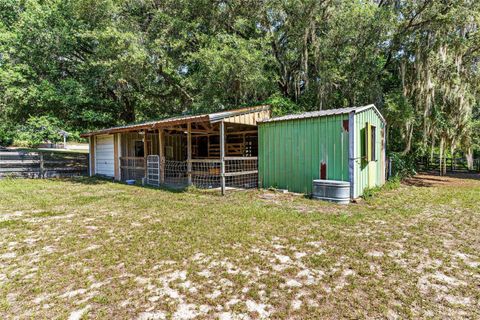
(403, 172, 480, 187)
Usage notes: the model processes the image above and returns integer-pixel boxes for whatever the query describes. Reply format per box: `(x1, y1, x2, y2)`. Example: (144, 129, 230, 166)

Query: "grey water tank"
(312, 180, 351, 204)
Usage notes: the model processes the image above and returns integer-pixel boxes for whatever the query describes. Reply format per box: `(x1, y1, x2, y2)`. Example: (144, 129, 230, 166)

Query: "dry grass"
(0, 174, 479, 319)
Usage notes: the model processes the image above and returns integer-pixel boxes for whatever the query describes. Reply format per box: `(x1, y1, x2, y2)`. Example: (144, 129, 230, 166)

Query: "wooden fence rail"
(0, 151, 89, 178)
(417, 157, 480, 173)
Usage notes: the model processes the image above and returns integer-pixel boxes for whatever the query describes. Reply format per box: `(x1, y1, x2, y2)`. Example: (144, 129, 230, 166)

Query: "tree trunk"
(402, 123, 414, 155)
(466, 147, 474, 170)
(121, 98, 135, 123)
(439, 137, 444, 176)
(443, 155, 447, 175)
(430, 136, 435, 162)
(450, 145, 455, 173)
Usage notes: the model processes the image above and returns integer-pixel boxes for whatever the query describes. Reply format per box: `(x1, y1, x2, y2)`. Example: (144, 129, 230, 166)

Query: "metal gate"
(146, 155, 160, 186)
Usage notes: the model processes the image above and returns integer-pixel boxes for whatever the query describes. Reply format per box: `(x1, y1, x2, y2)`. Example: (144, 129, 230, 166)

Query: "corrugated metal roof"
(208, 105, 269, 123)
(259, 104, 385, 124)
(81, 105, 269, 137)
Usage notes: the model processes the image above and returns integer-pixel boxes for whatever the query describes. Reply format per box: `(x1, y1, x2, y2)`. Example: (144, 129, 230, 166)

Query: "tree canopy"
(0, 0, 479, 159)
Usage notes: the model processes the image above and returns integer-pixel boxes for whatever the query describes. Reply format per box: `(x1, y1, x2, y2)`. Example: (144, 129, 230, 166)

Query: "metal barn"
(258, 104, 386, 199)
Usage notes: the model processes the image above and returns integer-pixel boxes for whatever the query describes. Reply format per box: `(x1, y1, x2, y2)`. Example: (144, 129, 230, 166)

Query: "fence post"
(388, 157, 392, 179)
(143, 130, 148, 185)
(39, 152, 44, 178)
(220, 120, 226, 195)
(158, 128, 165, 184)
(187, 122, 192, 186)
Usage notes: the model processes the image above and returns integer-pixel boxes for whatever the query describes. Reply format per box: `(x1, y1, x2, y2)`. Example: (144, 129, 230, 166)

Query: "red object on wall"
(342, 119, 349, 132)
(320, 162, 327, 180)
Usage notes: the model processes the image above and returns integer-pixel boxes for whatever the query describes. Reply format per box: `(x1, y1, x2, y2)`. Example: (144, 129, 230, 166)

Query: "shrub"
(11, 138, 31, 148)
(388, 152, 417, 179)
(267, 94, 302, 117)
(0, 123, 15, 146)
(14, 115, 62, 147)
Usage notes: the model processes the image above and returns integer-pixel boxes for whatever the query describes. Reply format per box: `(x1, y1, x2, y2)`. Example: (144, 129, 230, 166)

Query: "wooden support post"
(143, 130, 148, 182)
(187, 122, 192, 185)
(159, 128, 165, 184)
(207, 135, 210, 158)
(89, 136, 95, 176)
(113, 134, 119, 181)
(39, 152, 44, 178)
(220, 121, 226, 195)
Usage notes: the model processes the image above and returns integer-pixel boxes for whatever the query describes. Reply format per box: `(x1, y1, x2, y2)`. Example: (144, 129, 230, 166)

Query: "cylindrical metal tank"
(312, 180, 351, 204)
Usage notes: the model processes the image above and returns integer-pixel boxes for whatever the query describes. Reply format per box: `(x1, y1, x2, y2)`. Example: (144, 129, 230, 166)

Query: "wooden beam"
(143, 130, 148, 181)
(161, 126, 188, 132)
(114, 134, 119, 181)
(226, 131, 257, 136)
(220, 120, 226, 195)
(207, 135, 210, 158)
(224, 170, 258, 177)
(159, 128, 165, 183)
(187, 122, 192, 185)
(190, 159, 221, 163)
(89, 136, 95, 176)
(161, 126, 219, 134)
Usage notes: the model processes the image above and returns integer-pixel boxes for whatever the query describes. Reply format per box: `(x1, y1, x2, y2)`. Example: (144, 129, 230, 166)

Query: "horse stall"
(82, 105, 270, 194)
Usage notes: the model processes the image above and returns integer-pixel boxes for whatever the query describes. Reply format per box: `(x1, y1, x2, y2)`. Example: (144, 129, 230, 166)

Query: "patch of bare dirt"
(403, 173, 480, 187)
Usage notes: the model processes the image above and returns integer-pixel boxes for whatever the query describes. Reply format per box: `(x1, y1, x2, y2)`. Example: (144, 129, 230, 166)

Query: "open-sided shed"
(81, 105, 270, 194)
(258, 104, 386, 199)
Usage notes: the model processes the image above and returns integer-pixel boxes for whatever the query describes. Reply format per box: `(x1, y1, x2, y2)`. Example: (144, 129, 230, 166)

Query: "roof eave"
(353, 104, 386, 124)
(209, 105, 270, 123)
(258, 104, 386, 124)
(80, 105, 270, 137)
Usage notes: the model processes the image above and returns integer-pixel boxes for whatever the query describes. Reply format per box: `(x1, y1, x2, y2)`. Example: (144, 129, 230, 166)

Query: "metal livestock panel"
(258, 113, 350, 194)
(146, 155, 160, 186)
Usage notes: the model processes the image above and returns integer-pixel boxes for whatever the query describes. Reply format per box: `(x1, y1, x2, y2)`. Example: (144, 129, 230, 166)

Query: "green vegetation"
(0, 176, 479, 318)
(362, 177, 401, 200)
(388, 152, 417, 179)
(0, 0, 479, 162)
(12, 116, 63, 147)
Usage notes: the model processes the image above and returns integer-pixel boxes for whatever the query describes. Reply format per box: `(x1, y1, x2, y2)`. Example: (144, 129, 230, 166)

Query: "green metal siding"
(353, 109, 385, 198)
(258, 114, 350, 194)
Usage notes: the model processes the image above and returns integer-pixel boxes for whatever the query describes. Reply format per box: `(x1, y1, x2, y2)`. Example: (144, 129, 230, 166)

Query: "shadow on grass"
(59, 176, 112, 185)
(138, 182, 187, 194)
(403, 172, 480, 187)
(58, 175, 260, 197)
(61, 175, 189, 194)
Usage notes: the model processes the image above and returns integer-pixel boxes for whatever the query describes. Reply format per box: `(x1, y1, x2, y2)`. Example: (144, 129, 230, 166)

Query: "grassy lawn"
(0, 174, 479, 319)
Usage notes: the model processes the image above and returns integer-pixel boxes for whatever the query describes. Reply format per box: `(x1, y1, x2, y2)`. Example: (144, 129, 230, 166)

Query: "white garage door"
(95, 134, 115, 177)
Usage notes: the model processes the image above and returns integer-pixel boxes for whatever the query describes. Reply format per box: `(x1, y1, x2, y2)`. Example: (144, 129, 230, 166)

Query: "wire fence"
(120, 157, 145, 181)
(164, 160, 188, 187)
(224, 157, 258, 189)
(144, 157, 258, 191)
(191, 160, 221, 188)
